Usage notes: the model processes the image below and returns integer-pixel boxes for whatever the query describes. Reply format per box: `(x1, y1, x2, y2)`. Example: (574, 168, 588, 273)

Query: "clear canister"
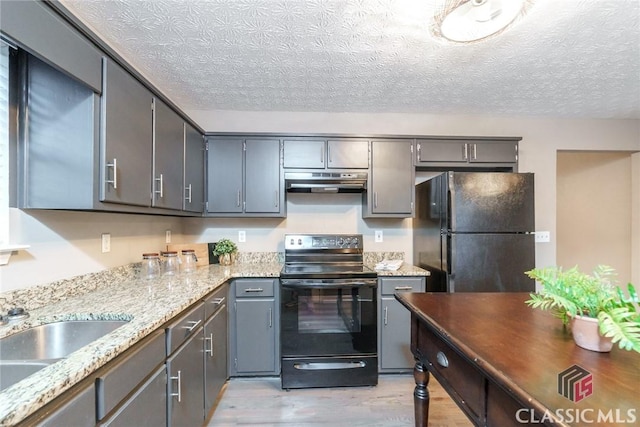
(181, 249, 198, 273)
(141, 253, 161, 279)
(162, 251, 180, 276)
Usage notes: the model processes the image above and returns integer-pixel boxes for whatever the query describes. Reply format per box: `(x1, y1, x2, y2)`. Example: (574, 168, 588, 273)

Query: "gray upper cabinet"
(245, 139, 282, 214)
(364, 139, 414, 217)
(206, 137, 284, 217)
(101, 58, 153, 207)
(206, 138, 244, 214)
(283, 139, 325, 168)
(183, 123, 204, 213)
(152, 98, 184, 210)
(415, 138, 519, 169)
(0, 0, 103, 93)
(327, 139, 369, 169)
(283, 139, 368, 169)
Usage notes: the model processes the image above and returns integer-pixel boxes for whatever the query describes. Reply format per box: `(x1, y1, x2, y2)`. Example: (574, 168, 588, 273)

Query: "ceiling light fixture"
(432, 0, 533, 43)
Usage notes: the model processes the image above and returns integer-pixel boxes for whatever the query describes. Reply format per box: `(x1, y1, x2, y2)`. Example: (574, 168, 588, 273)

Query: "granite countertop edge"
(0, 261, 428, 425)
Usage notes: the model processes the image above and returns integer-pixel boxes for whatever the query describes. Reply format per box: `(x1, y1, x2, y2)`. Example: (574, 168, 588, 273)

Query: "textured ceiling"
(60, 0, 640, 119)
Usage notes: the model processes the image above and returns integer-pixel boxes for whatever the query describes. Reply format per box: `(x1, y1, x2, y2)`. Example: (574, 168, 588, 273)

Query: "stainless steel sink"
(0, 360, 56, 391)
(0, 320, 129, 360)
(0, 320, 129, 392)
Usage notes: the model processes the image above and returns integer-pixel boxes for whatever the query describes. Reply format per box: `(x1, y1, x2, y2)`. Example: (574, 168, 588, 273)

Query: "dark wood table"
(395, 292, 639, 427)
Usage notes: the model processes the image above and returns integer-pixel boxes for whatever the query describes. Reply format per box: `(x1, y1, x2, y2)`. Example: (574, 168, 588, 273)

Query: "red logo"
(558, 365, 593, 402)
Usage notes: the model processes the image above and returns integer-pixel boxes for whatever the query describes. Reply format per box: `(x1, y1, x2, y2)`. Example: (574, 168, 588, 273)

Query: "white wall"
(3, 111, 639, 293)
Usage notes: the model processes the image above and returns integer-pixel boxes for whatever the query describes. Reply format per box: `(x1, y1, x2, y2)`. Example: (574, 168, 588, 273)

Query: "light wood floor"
(206, 374, 472, 427)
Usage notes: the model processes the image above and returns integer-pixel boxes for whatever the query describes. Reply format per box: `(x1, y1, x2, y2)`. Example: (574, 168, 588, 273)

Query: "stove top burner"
(280, 263, 377, 279)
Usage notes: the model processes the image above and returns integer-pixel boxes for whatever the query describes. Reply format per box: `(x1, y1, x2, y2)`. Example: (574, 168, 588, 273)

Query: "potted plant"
(525, 265, 639, 353)
(213, 238, 238, 266)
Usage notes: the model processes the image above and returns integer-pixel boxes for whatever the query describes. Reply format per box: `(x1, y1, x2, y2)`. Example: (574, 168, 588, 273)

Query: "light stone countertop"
(0, 260, 428, 426)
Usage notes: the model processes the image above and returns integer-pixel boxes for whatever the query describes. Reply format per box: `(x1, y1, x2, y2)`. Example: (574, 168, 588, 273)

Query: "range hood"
(285, 172, 368, 193)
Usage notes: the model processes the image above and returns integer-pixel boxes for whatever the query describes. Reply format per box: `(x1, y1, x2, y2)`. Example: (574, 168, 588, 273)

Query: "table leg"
(413, 360, 430, 427)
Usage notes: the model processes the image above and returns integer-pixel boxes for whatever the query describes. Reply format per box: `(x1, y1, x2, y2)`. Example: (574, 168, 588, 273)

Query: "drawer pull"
(436, 351, 449, 368)
(183, 319, 202, 332)
(205, 333, 214, 357)
(170, 370, 182, 402)
(394, 286, 414, 291)
(244, 288, 264, 293)
(211, 297, 225, 305)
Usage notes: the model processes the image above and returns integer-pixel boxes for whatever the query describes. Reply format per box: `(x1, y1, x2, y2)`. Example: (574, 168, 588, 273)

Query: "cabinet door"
(167, 329, 205, 427)
(327, 139, 369, 169)
(183, 123, 204, 212)
(233, 299, 276, 374)
(416, 139, 468, 163)
(380, 297, 415, 371)
(100, 366, 167, 427)
(245, 139, 282, 213)
(368, 139, 414, 216)
(39, 381, 95, 427)
(283, 139, 325, 168)
(101, 59, 153, 206)
(152, 98, 184, 210)
(470, 141, 518, 163)
(204, 307, 228, 415)
(206, 138, 243, 213)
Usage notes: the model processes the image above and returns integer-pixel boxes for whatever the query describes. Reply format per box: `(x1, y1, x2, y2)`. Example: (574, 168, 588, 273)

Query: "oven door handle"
(280, 280, 377, 289)
(281, 280, 378, 289)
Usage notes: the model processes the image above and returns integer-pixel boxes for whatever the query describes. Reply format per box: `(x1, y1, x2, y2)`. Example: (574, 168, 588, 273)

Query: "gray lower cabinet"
(206, 137, 284, 216)
(378, 277, 426, 372)
(36, 380, 96, 427)
(101, 57, 153, 207)
(153, 97, 185, 210)
(415, 138, 519, 169)
(364, 139, 415, 217)
(229, 279, 279, 376)
(203, 286, 228, 417)
(166, 302, 206, 427)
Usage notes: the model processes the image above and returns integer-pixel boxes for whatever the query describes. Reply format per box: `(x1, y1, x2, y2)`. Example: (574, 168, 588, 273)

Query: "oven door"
(280, 279, 377, 357)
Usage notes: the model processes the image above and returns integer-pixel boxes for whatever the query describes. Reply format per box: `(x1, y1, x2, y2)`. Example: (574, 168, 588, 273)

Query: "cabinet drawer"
(417, 326, 484, 421)
(166, 302, 205, 355)
(235, 279, 274, 298)
(96, 329, 165, 420)
(381, 277, 424, 295)
(204, 284, 228, 320)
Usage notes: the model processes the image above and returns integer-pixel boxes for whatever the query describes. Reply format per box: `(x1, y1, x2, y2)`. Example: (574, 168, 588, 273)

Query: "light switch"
(375, 230, 383, 243)
(239, 230, 246, 243)
(101, 233, 111, 253)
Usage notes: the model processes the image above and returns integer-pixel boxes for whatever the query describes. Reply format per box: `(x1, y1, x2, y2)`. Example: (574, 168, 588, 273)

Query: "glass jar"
(140, 253, 161, 279)
(162, 251, 180, 276)
(181, 249, 198, 274)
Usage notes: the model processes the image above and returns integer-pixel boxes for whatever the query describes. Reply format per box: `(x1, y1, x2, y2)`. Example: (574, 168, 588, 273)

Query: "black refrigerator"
(413, 172, 536, 293)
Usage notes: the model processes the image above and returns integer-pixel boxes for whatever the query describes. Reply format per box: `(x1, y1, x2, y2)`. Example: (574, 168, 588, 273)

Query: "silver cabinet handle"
(394, 286, 414, 291)
(106, 158, 117, 189)
(269, 308, 273, 328)
(236, 190, 241, 207)
(328, 145, 332, 164)
(374, 192, 378, 208)
(463, 144, 468, 160)
(155, 173, 164, 198)
(170, 370, 182, 402)
(436, 351, 449, 368)
(211, 297, 225, 305)
(274, 190, 279, 208)
(244, 288, 264, 293)
(183, 319, 201, 332)
(320, 146, 324, 164)
(185, 184, 192, 203)
(204, 333, 214, 357)
(472, 143, 477, 160)
(383, 306, 388, 326)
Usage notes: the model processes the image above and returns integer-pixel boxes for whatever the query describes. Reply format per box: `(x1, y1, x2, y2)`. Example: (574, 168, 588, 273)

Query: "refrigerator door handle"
(447, 234, 455, 293)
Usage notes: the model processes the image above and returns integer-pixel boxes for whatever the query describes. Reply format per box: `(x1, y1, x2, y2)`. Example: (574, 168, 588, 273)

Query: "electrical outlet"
(375, 230, 383, 243)
(101, 233, 111, 253)
(238, 230, 246, 243)
(535, 231, 550, 243)
(165, 230, 172, 244)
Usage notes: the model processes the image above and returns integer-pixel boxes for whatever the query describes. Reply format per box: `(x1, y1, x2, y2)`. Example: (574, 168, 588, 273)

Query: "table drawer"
(235, 279, 274, 297)
(418, 325, 484, 421)
(380, 277, 424, 295)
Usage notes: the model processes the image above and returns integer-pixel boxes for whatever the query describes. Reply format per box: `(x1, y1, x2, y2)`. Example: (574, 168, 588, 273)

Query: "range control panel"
(284, 234, 362, 250)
